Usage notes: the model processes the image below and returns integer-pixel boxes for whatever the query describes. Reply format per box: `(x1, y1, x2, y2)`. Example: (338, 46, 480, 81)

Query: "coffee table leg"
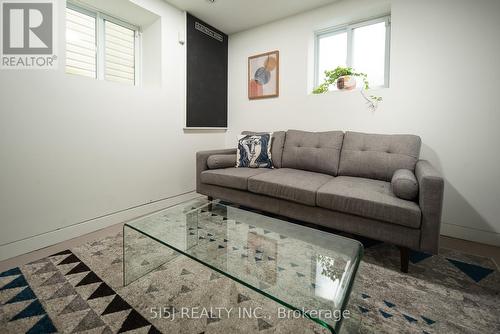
(123, 224, 130, 286)
(123, 224, 179, 286)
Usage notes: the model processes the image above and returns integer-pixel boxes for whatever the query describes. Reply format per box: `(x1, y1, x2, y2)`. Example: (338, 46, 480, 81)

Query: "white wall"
(227, 0, 500, 245)
(0, 0, 226, 260)
(142, 18, 163, 88)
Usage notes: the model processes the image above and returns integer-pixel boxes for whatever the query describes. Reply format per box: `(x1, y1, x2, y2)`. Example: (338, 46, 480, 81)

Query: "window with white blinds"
(65, 4, 138, 86)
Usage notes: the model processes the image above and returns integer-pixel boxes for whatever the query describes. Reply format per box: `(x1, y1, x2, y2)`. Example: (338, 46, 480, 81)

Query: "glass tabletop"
(123, 198, 363, 333)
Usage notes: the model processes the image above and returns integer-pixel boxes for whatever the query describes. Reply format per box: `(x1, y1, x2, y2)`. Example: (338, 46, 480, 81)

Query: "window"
(315, 16, 390, 89)
(65, 3, 139, 85)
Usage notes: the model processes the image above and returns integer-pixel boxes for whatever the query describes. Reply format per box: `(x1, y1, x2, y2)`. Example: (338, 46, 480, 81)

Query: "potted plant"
(313, 66, 382, 111)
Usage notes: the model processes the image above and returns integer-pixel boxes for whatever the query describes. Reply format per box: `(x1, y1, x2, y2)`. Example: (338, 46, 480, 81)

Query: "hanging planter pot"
(313, 66, 382, 111)
(336, 75, 357, 90)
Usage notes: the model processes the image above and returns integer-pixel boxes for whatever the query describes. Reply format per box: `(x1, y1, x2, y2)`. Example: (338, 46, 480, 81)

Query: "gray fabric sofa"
(196, 130, 444, 272)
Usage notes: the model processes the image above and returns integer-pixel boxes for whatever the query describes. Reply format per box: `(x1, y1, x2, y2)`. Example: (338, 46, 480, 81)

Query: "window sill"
(308, 86, 388, 96)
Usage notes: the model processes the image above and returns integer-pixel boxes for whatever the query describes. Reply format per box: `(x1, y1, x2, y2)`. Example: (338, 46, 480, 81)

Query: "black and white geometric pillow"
(236, 133, 273, 168)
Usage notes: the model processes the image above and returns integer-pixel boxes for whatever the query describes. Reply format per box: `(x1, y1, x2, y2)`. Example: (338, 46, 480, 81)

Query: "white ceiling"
(164, 0, 339, 34)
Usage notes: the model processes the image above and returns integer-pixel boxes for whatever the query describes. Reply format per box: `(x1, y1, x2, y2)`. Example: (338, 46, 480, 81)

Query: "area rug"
(1, 203, 499, 333)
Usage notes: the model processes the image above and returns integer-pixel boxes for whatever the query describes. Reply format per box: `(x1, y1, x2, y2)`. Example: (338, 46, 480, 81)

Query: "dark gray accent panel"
(339, 132, 422, 181)
(186, 14, 228, 128)
(282, 130, 344, 176)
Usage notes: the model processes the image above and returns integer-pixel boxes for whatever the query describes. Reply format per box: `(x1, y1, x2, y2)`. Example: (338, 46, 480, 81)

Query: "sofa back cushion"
(281, 130, 344, 176)
(339, 131, 421, 181)
(241, 131, 286, 168)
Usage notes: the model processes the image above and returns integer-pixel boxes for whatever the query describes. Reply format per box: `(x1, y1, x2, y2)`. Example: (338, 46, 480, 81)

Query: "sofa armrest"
(415, 160, 444, 254)
(196, 148, 237, 192)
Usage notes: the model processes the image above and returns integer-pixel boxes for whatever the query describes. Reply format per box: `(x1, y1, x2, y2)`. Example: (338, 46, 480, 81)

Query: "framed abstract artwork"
(248, 50, 279, 99)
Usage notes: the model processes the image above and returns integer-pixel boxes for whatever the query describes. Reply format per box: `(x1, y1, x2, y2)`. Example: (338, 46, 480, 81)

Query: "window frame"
(314, 15, 391, 89)
(66, 2, 141, 85)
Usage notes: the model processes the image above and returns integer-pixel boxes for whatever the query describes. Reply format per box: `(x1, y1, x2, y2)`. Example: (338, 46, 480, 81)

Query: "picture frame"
(248, 50, 279, 99)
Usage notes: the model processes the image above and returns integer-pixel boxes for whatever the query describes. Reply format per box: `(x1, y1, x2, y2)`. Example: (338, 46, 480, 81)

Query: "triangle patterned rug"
(1, 208, 499, 333)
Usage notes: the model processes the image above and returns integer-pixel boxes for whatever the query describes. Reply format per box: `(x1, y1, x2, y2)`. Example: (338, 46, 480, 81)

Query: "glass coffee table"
(123, 198, 363, 333)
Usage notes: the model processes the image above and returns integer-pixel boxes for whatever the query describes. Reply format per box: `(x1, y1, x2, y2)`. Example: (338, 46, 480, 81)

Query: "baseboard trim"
(441, 222, 500, 247)
(3, 195, 498, 262)
(0, 191, 201, 262)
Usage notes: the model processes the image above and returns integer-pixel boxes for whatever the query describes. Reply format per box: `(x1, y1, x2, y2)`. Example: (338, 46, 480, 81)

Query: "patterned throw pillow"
(236, 133, 273, 168)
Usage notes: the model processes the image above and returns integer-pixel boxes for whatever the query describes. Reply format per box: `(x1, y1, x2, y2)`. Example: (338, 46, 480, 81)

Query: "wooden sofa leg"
(207, 196, 213, 211)
(399, 247, 409, 273)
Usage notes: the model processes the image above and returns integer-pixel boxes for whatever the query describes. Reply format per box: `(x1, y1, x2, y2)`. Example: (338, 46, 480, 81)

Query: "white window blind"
(105, 21, 135, 85)
(65, 7, 96, 78)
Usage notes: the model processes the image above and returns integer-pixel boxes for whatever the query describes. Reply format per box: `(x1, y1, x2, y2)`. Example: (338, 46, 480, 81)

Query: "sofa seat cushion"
(316, 176, 421, 228)
(201, 168, 271, 190)
(248, 168, 333, 206)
